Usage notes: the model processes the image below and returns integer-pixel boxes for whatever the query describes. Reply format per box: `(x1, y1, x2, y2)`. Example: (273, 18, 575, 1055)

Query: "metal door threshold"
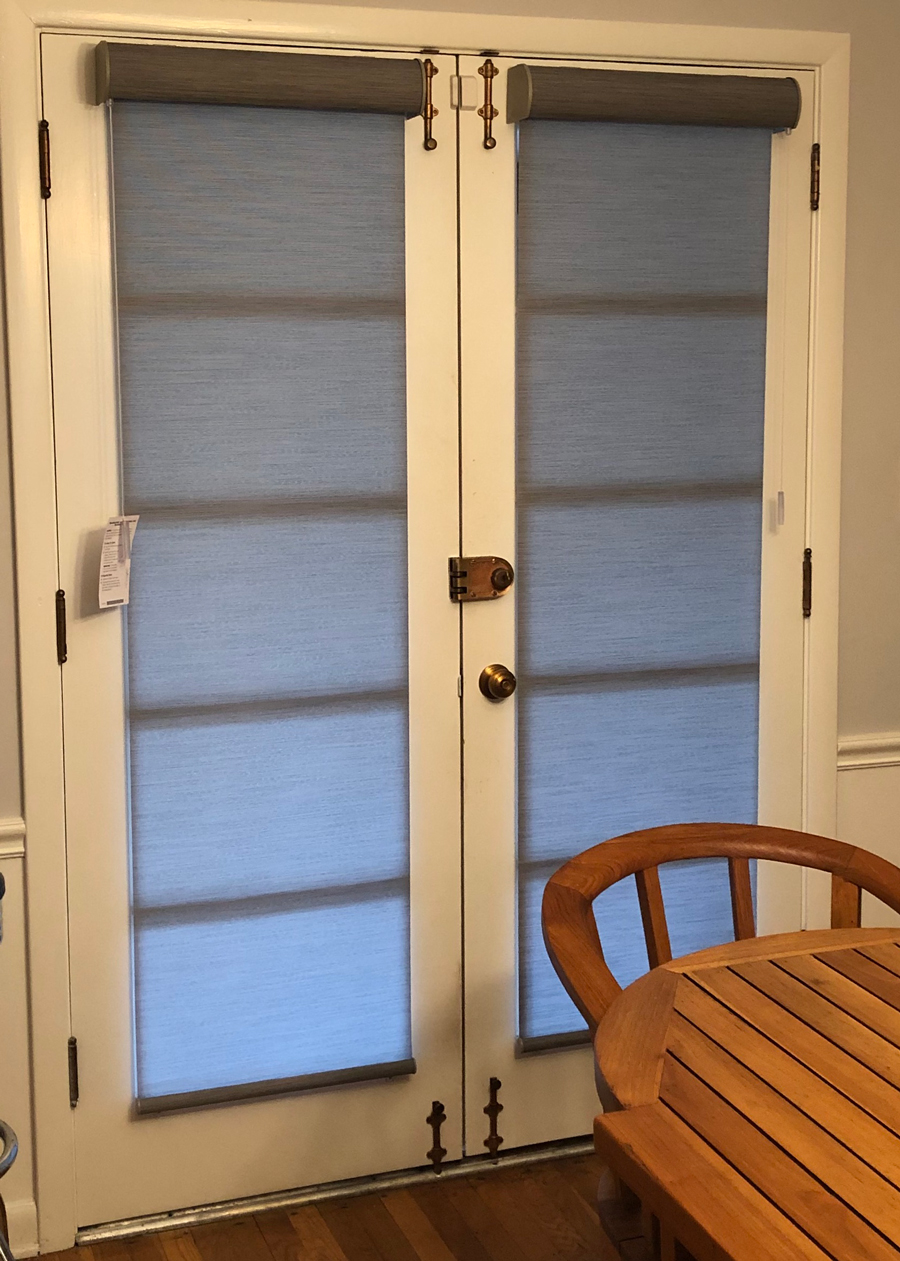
(77, 1136, 594, 1244)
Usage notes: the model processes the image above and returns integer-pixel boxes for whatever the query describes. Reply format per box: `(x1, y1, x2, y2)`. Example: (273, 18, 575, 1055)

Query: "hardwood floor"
(40, 1154, 622, 1261)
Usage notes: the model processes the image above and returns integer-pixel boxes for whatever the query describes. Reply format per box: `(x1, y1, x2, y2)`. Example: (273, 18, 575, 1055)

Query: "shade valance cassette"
(507, 64, 801, 130)
(96, 42, 426, 117)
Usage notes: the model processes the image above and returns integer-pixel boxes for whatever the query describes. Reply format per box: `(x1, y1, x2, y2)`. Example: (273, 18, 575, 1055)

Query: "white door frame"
(0, 0, 849, 1248)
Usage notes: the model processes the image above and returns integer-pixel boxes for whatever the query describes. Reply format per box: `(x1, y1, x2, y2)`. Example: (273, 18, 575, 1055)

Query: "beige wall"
(0, 0, 896, 799)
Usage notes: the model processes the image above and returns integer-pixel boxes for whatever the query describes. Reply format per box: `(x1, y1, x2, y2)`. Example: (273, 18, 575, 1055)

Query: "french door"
(45, 34, 462, 1227)
(44, 31, 816, 1229)
(459, 56, 816, 1149)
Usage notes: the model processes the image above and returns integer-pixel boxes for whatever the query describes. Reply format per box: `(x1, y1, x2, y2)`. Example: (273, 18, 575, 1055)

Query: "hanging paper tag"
(98, 515, 139, 609)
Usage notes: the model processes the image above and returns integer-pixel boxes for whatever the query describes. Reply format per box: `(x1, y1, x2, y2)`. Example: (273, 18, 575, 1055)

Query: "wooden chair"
(542, 821, 900, 1033)
(541, 822, 900, 1259)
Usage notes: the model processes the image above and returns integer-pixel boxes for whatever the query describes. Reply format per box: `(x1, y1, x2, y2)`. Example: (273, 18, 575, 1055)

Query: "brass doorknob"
(479, 664, 517, 701)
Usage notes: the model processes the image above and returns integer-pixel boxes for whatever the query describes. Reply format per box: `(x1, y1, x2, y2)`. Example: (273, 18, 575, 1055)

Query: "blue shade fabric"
(516, 120, 770, 1041)
(111, 102, 410, 1102)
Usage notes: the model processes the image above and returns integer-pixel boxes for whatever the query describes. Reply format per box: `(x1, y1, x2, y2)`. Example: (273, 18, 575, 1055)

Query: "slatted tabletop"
(593, 928, 900, 1261)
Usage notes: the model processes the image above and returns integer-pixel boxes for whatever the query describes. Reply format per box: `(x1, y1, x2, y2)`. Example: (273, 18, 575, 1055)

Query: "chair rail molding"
(838, 734, 900, 771)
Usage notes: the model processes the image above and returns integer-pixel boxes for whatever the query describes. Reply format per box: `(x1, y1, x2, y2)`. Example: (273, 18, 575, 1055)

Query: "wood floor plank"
(660, 1054, 900, 1261)
(286, 1204, 350, 1261)
(157, 1228, 204, 1261)
(526, 1163, 621, 1261)
(777, 953, 900, 1045)
(565, 1159, 646, 1252)
(316, 1199, 386, 1261)
(472, 1171, 574, 1260)
(31, 1156, 679, 1261)
(859, 942, 900, 979)
(94, 1237, 165, 1261)
(732, 958, 900, 1084)
(506, 1165, 606, 1260)
(439, 1177, 525, 1261)
(349, 1196, 423, 1261)
(255, 1209, 315, 1261)
(819, 948, 900, 1010)
(562, 1156, 622, 1220)
(192, 1216, 274, 1261)
(596, 1104, 831, 1261)
(692, 964, 900, 1133)
(380, 1188, 457, 1261)
(667, 1012, 900, 1239)
(128, 1236, 169, 1261)
(675, 976, 900, 1184)
(409, 1180, 495, 1261)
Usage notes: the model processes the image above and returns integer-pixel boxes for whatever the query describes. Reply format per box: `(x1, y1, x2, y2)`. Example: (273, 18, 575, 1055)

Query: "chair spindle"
(728, 856, 756, 940)
(635, 866, 672, 968)
(831, 873, 862, 928)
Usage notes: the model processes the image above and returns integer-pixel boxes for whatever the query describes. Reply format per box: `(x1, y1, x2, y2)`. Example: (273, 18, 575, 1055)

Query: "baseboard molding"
(838, 734, 900, 771)
(0, 817, 25, 858)
(5, 1197, 38, 1257)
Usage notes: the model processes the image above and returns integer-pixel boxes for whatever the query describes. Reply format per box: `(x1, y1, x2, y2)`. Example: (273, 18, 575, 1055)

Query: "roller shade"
(111, 99, 414, 1110)
(507, 64, 801, 130)
(96, 42, 425, 116)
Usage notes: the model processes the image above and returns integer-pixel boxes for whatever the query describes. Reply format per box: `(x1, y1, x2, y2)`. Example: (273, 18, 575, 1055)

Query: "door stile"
(459, 55, 821, 1154)
(458, 54, 598, 1153)
(756, 70, 816, 934)
(45, 33, 463, 1224)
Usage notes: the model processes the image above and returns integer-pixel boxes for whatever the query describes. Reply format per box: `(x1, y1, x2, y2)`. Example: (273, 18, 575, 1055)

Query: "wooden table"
(592, 927, 900, 1261)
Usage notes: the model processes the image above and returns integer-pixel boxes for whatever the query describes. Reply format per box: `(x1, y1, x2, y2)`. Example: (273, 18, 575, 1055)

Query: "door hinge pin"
(422, 59, 439, 152)
(810, 142, 820, 211)
(68, 1036, 79, 1108)
(802, 547, 812, 618)
(426, 1101, 447, 1173)
(477, 59, 499, 150)
(39, 120, 51, 200)
(55, 589, 67, 664)
(484, 1076, 504, 1160)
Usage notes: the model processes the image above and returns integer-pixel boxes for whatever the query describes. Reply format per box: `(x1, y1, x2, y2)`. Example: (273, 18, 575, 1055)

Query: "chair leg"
(659, 1222, 676, 1261)
(597, 1167, 650, 1258)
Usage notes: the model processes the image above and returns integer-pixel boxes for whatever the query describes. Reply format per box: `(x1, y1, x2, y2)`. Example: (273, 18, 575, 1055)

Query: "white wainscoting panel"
(837, 734, 900, 929)
(0, 852, 38, 1256)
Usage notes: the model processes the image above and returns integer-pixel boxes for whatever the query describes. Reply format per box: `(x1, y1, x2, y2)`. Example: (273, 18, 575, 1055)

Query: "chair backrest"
(542, 822, 900, 1032)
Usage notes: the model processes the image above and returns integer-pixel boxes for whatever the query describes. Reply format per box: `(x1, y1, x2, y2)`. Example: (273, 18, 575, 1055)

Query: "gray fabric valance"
(507, 64, 801, 130)
(96, 42, 425, 117)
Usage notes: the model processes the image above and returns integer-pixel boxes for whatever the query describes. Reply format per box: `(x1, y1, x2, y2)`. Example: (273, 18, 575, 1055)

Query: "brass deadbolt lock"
(479, 663, 517, 701)
(449, 556, 514, 602)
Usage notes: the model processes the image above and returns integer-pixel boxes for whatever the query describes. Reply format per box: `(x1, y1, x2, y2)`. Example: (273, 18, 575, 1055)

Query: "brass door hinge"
(68, 1037, 79, 1108)
(810, 143, 820, 211)
(55, 589, 67, 664)
(477, 59, 499, 149)
(39, 120, 51, 200)
(802, 547, 812, 618)
(449, 556, 514, 602)
(422, 58, 438, 151)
